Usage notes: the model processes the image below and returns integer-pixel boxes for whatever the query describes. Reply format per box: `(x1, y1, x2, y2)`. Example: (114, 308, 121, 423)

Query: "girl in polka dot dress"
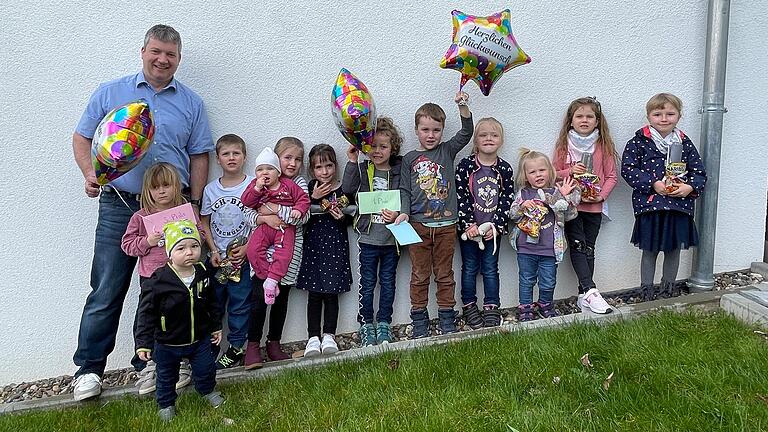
(621, 93, 707, 301)
(297, 144, 355, 357)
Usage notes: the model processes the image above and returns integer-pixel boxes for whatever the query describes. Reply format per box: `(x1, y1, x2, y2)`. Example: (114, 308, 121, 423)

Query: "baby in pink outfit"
(241, 147, 310, 304)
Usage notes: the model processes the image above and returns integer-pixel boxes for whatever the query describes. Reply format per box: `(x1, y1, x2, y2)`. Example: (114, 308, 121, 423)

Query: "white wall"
(0, 0, 765, 384)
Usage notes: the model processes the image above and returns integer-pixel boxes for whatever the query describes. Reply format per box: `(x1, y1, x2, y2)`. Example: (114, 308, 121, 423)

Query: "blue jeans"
(357, 243, 399, 324)
(211, 261, 252, 348)
(517, 253, 558, 305)
(154, 339, 216, 409)
(73, 191, 140, 377)
(459, 237, 500, 307)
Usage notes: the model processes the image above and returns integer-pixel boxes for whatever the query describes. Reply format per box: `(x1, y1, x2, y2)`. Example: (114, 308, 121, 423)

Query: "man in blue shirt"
(71, 24, 214, 401)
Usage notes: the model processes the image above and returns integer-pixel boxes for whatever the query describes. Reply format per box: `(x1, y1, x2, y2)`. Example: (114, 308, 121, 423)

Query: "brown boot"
(243, 342, 263, 370)
(266, 340, 290, 361)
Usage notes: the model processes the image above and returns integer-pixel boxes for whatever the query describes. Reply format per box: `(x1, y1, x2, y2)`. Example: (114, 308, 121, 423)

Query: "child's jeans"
(307, 292, 339, 338)
(459, 237, 500, 307)
(409, 223, 457, 309)
(211, 261, 252, 348)
(154, 339, 216, 409)
(357, 243, 399, 325)
(517, 253, 557, 305)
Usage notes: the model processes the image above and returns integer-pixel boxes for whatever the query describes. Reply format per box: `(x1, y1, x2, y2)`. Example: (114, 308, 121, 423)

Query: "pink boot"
(264, 278, 280, 305)
(266, 340, 290, 361)
(243, 342, 263, 370)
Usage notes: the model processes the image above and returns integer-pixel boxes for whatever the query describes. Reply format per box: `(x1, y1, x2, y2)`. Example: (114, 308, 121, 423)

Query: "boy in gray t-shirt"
(394, 91, 473, 337)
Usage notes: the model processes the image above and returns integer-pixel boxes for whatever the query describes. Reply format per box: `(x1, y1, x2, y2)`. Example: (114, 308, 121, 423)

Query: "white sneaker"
(176, 361, 192, 390)
(321, 334, 338, 355)
(304, 336, 321, 357)
(578, 288, 613, 314)
(73, 373, 102, 401)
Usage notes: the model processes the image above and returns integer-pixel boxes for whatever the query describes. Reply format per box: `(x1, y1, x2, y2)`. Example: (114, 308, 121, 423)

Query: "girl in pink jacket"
(553, 97, 618, 314)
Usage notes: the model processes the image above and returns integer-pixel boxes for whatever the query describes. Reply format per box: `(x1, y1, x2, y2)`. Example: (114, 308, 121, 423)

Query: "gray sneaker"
(158, 406, 176, 422)
(204, 391, 225, 408)
(135, 361, 156, 395)
(176, 361, 192, 389)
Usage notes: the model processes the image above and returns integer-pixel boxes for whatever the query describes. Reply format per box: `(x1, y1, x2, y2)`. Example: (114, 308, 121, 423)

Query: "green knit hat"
(163, 219, 201, 256)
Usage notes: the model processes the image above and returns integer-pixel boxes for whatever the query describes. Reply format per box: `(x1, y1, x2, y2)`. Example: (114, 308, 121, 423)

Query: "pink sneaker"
(263, 278, 280, 305)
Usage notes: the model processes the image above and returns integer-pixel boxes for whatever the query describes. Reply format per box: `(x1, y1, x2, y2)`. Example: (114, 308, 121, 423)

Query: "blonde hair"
(515, 148, 556, 190)
(274, 136, 304, 158)
(646, 93, 683, 114)
(554, 97, 617, 164)
(471, 117, 504, 155)
(140, 162, 185, 212)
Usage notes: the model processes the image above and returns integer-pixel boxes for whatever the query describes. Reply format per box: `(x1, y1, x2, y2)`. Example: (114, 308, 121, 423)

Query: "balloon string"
(103, 185, 135, 211)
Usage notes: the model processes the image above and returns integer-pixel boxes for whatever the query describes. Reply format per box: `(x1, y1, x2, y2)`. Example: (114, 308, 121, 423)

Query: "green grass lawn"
(4, 310, 768, 431)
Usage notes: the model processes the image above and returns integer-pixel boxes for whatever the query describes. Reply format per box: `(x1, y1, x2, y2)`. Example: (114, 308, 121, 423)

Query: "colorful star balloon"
(91, 100, 155, 185)
(440, 9, 531, 96)
(331, 68, 376, 154)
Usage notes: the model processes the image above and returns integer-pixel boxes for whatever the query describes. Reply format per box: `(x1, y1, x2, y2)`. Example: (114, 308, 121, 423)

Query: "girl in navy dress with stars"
(621, 93, 706, 301)
(297, 144, 355, 357)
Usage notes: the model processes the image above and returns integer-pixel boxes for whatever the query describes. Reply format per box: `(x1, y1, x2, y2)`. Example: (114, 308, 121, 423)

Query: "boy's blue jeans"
(357, 243, 399, 325)
(517, 253, 558, 305)
(211, 261, 252, 348)
(74, 191, 140, 377)
(154, 339, 217, 409)
(459, 237, 500, 307)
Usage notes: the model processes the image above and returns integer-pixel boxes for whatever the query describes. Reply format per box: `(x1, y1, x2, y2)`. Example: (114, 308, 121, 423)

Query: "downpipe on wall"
(689, 0, 731, 291)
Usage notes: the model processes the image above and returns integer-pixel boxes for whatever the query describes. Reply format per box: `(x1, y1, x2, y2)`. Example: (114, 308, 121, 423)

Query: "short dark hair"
(308, 144, 337, 176)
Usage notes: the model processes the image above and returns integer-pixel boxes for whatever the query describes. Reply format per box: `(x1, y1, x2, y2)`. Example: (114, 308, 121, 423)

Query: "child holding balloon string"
(121, 162, 200, 395)
(552, 97, 618, 315)
(394, 91, 473, 338)
(342, 116, 404, 347)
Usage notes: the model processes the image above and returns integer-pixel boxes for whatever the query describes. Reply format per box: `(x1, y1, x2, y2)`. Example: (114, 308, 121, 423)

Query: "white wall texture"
(0, 1, 766, 384)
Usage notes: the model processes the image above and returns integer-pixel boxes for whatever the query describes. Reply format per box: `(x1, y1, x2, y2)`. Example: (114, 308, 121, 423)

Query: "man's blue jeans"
(154, 339, 216, 409)
(459, 238, 500, 307)
(517, 253, 557, 305)
(73, 191, 140, 377)
(211, 261, 252, 348)
(357, 243, 399, 325)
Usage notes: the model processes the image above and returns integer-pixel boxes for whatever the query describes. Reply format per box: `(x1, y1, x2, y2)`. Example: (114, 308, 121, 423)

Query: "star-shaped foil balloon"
(440, 9, 531, 96)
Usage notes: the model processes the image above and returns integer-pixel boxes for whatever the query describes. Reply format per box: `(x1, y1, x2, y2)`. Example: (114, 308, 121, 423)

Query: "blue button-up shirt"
(76, 71, 214, 194)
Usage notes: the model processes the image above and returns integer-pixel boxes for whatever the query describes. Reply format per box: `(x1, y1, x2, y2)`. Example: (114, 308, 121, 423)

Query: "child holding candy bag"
(621, 93, 706, 300)
(552, 97, 618, 314)
(509, 149, 580, 322)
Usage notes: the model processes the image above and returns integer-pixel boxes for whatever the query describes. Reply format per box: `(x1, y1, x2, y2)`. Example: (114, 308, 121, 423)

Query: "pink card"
(141, 203, 198, 233)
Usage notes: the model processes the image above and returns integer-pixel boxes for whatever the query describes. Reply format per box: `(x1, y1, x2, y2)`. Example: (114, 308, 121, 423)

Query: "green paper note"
(357, 190, 400, 214)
